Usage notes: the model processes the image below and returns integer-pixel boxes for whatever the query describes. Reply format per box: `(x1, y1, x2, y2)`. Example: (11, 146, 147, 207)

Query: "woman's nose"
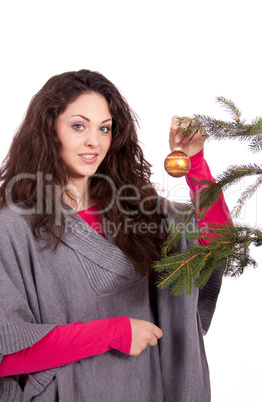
(84, 129, 99, 147)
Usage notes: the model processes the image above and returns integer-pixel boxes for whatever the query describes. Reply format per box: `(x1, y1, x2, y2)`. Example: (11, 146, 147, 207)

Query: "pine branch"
(155, 97, 262, 296)
(161, 204, 195, 256)
(183, 165, 262, 220)
(232, 175, 262, 218)
(155, 223, 262, 295)
(176, 97, 262, 150)
(155, 249, 209, 295)
(216, 96, 242, 124)
(216, 164, 262, 188)
(248, 118, 262, 152)
(176, 116, 206, 139)
(194, 115, 252, 140)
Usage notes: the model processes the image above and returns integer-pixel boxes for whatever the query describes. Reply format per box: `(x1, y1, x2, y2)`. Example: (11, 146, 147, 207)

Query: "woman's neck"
(62, 178, 95, 211)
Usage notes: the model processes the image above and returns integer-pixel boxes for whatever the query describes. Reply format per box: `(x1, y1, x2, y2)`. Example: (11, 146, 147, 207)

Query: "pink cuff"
(109, 316, 132, 355)
(186, 148, 211, 180)
(189, 148, 205, 171)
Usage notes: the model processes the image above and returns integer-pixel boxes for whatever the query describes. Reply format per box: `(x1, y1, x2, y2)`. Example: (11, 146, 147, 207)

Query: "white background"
(0, 1, 261, 400)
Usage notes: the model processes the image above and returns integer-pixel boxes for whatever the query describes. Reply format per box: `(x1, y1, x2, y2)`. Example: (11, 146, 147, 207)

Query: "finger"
(170, 115, 180, 131)
(153, 326, 163, 339)
(169, 130, 182, 144)
(182, 128, 205, 144)
(148, 336, 158, 347)
(148, 329, 163, 347)
(182, 130, 197, 144)
(174, 134, 183, 144)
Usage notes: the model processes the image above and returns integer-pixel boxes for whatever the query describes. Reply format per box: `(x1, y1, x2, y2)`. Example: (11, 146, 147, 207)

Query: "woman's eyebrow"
(70, 115, 112, 124)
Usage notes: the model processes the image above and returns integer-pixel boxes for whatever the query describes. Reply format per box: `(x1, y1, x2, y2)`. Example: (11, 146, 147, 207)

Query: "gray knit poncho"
(0, 200, 222, 401)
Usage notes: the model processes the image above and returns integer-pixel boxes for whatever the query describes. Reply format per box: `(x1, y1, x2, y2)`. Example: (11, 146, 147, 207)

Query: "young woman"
(0, 70, 229, 401)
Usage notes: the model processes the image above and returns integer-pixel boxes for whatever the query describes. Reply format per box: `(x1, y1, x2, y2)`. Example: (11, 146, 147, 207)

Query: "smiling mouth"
(80, 154, 97, 160)
(79, 154, 98, 164)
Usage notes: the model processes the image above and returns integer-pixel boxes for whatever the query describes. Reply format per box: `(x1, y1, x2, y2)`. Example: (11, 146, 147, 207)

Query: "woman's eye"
(73, 123, 84, 131)
(100, 126, 111, 133)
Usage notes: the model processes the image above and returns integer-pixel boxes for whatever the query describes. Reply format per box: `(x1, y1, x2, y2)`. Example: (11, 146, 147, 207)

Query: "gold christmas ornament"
(164, 148, 191, 177)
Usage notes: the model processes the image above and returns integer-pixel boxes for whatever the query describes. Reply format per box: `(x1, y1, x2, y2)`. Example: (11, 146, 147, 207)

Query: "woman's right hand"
(169, 115, 205, 157)
(128, 318, 163, 356)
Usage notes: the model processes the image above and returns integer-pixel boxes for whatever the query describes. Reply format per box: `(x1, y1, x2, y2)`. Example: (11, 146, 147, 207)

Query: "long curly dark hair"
(0, 70, 167, 275)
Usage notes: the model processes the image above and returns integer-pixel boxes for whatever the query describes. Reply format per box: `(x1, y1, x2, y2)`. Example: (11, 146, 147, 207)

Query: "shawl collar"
(61, 207, 137, 280)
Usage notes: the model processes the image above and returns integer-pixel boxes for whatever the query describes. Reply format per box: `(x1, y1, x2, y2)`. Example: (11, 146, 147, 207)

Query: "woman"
(0, 70, 229, 401)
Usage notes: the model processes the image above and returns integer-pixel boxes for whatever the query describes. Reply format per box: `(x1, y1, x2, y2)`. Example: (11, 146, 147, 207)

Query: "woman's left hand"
(169, 116, 205, 157)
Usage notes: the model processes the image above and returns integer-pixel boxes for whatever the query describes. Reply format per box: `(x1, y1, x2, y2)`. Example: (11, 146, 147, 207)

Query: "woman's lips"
(79, 154, 98, 164)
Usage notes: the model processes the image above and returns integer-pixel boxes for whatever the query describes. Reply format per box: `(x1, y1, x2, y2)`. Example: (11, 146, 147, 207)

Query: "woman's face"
(55, 92, 112, 183)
